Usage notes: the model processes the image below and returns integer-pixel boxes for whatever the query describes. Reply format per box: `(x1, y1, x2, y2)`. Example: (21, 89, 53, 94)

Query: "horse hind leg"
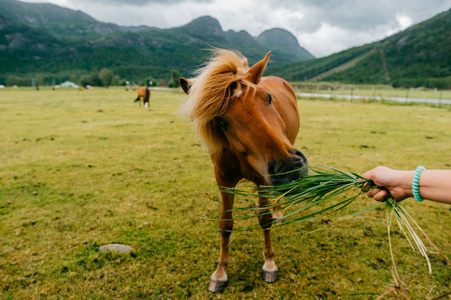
(256, 198, 283, 224)
(272, 205, 284, 225)
(144, 89, 150, 108)
(256, 191, 283, 225)
(257, 196, 279, 283)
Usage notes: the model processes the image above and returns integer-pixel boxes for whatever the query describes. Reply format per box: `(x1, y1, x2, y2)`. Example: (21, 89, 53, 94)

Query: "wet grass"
(0, 87, 450, 299)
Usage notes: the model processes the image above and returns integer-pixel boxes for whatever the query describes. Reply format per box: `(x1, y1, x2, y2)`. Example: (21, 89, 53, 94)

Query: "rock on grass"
(99, 244, 134, 253)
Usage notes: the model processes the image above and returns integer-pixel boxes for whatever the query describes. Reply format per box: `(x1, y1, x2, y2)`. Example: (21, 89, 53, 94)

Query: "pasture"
(293, 82, 451, 102)
(1, 87, 450, 299)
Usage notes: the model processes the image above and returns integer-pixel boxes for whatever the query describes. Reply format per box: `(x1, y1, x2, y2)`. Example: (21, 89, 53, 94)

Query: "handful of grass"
(225, 165, 448, 276)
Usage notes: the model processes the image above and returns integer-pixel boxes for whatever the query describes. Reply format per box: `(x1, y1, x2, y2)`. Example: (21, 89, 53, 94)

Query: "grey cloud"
(266, 0, 450, 32)
(290, 14, 321, 33)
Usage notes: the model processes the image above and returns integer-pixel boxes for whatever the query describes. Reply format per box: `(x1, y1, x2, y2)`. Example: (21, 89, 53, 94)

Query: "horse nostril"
(293, 149, 308, 167)
(268, 149, 309, 186)
(268, 157, 303, 186)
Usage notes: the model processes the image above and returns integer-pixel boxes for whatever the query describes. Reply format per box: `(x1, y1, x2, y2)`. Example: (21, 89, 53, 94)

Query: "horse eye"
(267, 94, 272, 105)
(215, 117, 228, 131)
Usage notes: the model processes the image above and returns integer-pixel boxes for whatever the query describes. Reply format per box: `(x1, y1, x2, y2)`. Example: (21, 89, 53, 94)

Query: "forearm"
(416, 170, 451, 204)
(363, 167, 451, 204)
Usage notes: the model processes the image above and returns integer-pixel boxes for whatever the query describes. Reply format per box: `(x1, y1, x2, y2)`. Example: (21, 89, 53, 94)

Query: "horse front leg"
(257, 196, 278, 283)
(208, 188, 234, 293)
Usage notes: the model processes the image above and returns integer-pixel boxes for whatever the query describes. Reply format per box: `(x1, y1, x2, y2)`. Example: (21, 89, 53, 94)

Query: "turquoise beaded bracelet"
(412, 166, 426, 202)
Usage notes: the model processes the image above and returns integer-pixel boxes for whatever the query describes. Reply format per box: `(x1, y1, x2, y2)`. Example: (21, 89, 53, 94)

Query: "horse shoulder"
(210, 148, 242, 185)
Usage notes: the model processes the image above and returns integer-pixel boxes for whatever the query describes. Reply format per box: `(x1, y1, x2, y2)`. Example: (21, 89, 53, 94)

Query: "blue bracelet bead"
(412, 166, 426, 202)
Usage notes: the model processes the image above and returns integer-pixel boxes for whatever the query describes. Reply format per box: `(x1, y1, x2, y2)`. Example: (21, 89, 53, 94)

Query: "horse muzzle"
(268, 148, 308, 186)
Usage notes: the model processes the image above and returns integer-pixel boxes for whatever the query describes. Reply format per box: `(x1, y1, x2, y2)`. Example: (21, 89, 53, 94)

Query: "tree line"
(2, 68, 183, 88)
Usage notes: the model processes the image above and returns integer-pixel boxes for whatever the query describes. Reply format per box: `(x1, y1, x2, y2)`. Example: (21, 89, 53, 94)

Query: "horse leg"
(257, 196, 278, 283)
(208, 188, 234, 293)
(144, 88, 150, 108)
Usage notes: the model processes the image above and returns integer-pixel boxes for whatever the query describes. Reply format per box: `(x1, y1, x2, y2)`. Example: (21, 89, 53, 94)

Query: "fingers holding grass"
(366, 187, 390, 201)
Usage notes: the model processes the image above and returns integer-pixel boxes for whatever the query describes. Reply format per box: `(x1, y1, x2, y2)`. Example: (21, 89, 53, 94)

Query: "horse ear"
(179, 77, 190, 94)
(226, 81, 237, 99)
(246, 51, 271, 84)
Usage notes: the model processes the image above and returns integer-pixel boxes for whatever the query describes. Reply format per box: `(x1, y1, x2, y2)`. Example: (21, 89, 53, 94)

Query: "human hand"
(362, 166, 414, 201)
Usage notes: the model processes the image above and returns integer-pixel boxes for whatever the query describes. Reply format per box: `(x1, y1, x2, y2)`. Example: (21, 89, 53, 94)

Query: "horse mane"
(184, 49, 256, 152)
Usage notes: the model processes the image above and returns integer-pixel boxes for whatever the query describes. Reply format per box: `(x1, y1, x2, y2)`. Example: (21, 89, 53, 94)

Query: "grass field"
(1, 87, 450, 299)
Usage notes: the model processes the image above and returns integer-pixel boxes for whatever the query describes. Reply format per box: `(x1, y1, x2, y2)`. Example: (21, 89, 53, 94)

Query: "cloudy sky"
(21, 0, 451, 57)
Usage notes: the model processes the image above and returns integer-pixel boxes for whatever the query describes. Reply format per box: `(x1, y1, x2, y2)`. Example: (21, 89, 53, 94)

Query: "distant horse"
(180, 49, 308, 293)
(134, 86, 151, 108)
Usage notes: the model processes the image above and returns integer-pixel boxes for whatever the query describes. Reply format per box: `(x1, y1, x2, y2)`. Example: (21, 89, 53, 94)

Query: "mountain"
(267, 9, 451, 88)
(0, 0, 314, 85)
(257, 28, 314, 60)
(177, 16, 225, 40)
(0, 0, 124, 36)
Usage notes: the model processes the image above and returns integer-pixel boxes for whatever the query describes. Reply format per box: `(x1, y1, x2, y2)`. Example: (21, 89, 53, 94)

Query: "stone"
(99, 244, 134, 253)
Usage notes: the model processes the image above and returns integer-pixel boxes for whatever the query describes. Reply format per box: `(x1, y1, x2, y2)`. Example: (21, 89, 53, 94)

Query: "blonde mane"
(184, 49, 256, 151)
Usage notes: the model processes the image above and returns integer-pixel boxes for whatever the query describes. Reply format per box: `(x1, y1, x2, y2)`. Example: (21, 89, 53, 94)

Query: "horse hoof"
(208, 279, 227, 293)
(262, 270, 278, 283)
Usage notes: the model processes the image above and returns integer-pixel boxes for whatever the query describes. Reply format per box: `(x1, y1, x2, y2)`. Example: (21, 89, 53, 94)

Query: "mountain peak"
(179, 16, 224, 38)
(257, 28, 315, 59)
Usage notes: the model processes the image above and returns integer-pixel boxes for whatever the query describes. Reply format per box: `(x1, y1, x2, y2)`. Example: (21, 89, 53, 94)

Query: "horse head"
(180, 50, 308, 187)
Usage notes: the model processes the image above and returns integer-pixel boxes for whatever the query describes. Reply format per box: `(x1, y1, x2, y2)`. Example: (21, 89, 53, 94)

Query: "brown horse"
(180, 49, 308, 293)
(134, 86, 150, 108)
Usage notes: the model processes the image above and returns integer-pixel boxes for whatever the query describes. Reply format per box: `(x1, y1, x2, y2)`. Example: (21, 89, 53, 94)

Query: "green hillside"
(0, 1, 313, 86)
(267, 9, 451, 89)
(267, 43, 376, 82)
